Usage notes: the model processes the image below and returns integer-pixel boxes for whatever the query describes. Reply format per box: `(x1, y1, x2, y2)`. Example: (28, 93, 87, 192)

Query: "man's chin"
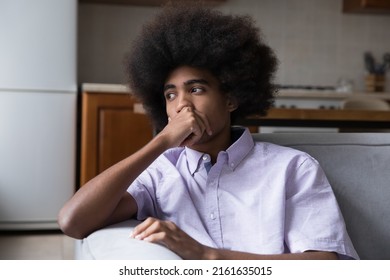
(182, 134, 210, 149)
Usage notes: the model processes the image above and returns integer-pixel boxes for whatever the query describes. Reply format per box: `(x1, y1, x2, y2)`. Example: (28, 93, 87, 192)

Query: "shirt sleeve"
(284, 155, 359, 259)
(127, 166, 159, 221)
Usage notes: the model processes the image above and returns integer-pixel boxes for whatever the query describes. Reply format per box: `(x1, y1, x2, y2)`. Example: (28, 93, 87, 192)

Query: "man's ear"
(227, 96, 238, 112)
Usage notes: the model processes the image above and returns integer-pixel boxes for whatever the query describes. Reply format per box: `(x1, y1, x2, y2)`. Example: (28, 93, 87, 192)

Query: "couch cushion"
(76, 220, 182, 260)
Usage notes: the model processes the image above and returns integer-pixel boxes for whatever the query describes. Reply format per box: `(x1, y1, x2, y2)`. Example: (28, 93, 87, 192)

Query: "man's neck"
(190, 127, 232, 164)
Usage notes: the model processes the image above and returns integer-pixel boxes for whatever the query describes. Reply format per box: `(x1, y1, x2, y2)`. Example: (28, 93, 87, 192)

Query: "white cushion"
(76, 220, 182, 260)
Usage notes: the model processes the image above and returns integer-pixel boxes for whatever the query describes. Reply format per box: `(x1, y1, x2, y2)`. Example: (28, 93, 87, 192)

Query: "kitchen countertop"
(81, 83, 390, 100)
(82, 83, 130, 93)
(81, 83, 390, 129)
(276, 89, 390, 100)
(240, 108, 390, 129)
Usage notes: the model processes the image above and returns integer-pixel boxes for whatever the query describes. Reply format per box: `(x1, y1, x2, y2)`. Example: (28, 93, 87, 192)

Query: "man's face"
(163, 65, 236, 149)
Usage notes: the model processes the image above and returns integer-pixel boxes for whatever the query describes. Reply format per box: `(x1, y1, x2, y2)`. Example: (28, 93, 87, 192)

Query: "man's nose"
(176, 94, 193, 113)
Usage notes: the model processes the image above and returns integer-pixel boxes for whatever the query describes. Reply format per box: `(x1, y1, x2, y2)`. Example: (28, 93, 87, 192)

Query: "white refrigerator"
(0, 0, 77, 230)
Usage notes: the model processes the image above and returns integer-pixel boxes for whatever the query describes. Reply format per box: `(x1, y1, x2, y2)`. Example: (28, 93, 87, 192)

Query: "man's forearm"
(58, 133, 171, 239)
(204, 248, 338, 260)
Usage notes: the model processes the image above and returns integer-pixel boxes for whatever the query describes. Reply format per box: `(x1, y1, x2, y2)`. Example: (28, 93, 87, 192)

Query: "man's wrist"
(202, 246, 219, 260)
(152, 132, 174, 150)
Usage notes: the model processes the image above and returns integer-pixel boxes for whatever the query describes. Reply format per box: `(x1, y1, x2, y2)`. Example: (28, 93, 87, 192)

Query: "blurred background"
(1, 0, 389, 259)
(78, 0, 390, 91)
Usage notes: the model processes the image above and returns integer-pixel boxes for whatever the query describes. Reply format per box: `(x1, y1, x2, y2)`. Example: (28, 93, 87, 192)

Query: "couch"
(75, 133, 390, 260)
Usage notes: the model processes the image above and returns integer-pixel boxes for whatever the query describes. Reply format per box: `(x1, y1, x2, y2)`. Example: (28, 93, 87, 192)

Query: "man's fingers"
(131, 218, 177, 241)
(144, 232, 168, 243)
(165, 106, 212, 147)
(130, 217, 157, 238)
(193, 109, 212, 136)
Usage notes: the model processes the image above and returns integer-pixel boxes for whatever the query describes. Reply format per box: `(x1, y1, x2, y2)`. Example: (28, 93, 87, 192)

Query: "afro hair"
(125, 3, 278, 131)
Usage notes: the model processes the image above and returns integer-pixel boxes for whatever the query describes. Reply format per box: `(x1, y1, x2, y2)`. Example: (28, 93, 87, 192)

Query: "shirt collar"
(185, 126, 254, 174)
(185, 147, 205, 175)
(225, 127, 255, 171)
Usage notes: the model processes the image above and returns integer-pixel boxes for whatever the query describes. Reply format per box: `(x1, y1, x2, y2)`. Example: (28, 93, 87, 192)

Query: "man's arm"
(57, 133, 170, 239)
(204, 249, 338, 260)
(58, 107, 211, 239)
(130, 218, 338, 260)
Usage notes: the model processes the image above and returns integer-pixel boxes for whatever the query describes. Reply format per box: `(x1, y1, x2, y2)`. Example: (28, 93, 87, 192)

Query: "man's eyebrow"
(184, 79, 210, 86)
(163, 84, 176, 92)
(163, 79, 210, 92)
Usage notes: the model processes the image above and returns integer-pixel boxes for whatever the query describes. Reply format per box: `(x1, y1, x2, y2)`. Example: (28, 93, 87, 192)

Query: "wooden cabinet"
(80, 90, 153, 186)
(343, 0, 390, 14)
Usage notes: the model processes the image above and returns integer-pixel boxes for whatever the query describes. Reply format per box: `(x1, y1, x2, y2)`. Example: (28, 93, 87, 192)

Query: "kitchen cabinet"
(79, 0, 225, 6)
(343, 0, 390, 14)
(80, 88, 153, 186)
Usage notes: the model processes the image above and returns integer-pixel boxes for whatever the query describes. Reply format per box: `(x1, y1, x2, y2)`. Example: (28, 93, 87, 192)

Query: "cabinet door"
(363, 0, 390, 9)
(343, 0, 390, 13)
(80, 92, 153, 186)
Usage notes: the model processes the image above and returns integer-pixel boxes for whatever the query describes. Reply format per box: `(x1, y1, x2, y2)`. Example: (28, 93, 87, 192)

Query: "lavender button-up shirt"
(128, 127, 359, 259)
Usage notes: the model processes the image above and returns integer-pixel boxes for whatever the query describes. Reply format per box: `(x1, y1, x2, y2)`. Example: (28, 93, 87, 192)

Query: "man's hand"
(159, 107, 212, 148)
(129, 217, 339, 260)
(130, 217, 210, 259)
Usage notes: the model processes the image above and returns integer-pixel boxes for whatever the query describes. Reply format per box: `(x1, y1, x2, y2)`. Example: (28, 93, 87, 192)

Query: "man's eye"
(191, 87, 204, 94)
(165, 93, 176, 100)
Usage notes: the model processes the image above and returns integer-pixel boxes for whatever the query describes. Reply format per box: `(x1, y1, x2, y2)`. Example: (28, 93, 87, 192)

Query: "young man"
(58, 5, 358, 260)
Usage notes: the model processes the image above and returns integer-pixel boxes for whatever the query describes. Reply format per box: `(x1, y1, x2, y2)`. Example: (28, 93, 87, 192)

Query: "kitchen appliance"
(260, 85, 341, 133)
(0, 0, 77, 230)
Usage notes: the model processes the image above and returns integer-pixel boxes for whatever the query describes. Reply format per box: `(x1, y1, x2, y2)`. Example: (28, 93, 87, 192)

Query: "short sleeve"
(284, 155, 359, 259)
(127, 167, 159, 221)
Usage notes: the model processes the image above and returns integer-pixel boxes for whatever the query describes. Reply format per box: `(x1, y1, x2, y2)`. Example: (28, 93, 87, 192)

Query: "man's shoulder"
(252, 141, 313, 162)
(158, 147, 186, 165)
(139, 147, 185, 178)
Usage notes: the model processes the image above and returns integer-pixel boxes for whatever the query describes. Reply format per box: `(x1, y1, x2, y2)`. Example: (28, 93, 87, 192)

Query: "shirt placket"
(204, 153, 226, 248)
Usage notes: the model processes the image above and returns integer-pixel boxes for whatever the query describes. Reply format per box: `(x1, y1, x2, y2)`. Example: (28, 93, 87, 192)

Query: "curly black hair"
(125, 3, 278, 131)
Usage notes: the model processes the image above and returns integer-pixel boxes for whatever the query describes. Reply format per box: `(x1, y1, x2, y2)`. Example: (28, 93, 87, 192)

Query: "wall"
(78, 0, 390, 91)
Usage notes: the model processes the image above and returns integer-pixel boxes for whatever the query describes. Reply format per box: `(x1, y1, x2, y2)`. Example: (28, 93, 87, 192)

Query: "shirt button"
(210, 213, 216, 220)
(202, 155, 209, 161)
(230, 162, 235, 168)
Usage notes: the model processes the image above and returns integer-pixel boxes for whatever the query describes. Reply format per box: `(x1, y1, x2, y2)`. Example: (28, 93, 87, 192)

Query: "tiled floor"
(0, 231, 75, 260)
